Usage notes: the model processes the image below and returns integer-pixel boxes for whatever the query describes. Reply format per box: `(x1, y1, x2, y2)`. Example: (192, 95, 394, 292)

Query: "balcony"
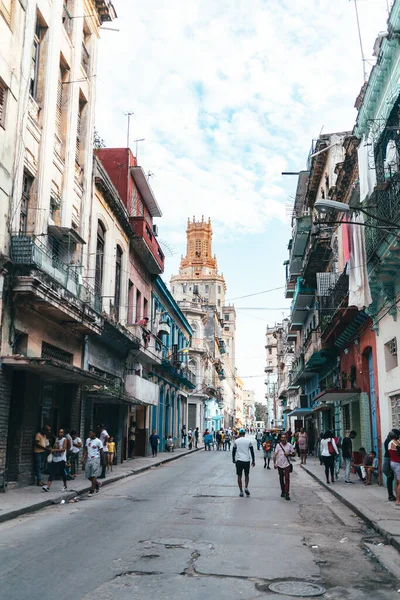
(303, 330, 331, 370)
(94, 0, 117, 22)
(264, 365, 274, 373)
(10, 235, 102, 334)
(319, 271, 349, 332)
(130, 216, 165, 274)
(126, 324, 163, 365)
(364, 172, 400, 261)
(285, 279, 296, 299)
(160, 359, 196, 389)
(291, 278, 314, 324)
(302, 228, 333, 287)
(125, 374, 159, 406)
(291, 214, 312, 257)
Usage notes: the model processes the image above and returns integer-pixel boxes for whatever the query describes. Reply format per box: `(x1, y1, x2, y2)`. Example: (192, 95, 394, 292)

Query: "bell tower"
(180, 216, 218, 273)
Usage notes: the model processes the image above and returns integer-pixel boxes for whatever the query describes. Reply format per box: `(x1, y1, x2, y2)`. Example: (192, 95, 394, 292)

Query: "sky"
(96, 0, 390, 403)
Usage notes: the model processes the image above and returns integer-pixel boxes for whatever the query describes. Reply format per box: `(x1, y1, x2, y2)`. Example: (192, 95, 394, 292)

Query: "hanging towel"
(342, 215, 352, 266)
(348, 213, 372, 310)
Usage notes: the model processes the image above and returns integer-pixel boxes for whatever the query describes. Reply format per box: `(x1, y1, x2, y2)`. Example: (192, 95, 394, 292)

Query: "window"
(114, 245, 122, 320)
(0, 79, 7, 127)
(19, 173, 33, 234)
(30, 15, 46, 100)
(217, 299, 221, 307)
(41, 342, 73, 364)
(75, 98, 86, 165)
(205, 285, 209, 294)
(268, 348, 272, 355)
(224, 313, 229, 321)
(224, 326, 229, 332)
(195, 239, 201, 257)
(62, 1, 73, 37)
(0, 0, 13, 26)
(343, 404, 350, 431)
(95, 221, 105, 296)
(385, 338, 398, 371)
(218, 286, 221, 293)
(182, 284, 186, 293)
(55, 63, 67, 145)
(81, 23, 91, 75)
(136, 289, 141, 322)
(143, 297, 148, 319)
(128, 281, 134, 324)
(391, 395, 400, 429)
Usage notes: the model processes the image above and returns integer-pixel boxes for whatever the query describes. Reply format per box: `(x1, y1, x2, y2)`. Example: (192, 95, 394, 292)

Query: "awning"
(286, 408, 313, 417)
(313, 388, 361, 404)
(312, 403, 332, 413)
(1, 356, 105, 385)
(130, 166, 162, 217)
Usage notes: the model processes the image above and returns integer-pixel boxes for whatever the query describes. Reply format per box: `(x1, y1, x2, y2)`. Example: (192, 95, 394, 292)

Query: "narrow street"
(0, 448, 398, 600)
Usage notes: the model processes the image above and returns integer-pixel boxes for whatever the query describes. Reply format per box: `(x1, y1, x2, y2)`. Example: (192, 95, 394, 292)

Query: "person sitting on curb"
(354, 447, 367, 482)
(166, 435, 175, 452)
(364, 450, 378, 485)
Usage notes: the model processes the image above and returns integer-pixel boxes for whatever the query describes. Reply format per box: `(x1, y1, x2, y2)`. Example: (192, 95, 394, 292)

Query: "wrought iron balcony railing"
(318, 271, 349, 329)
(364, 171, 400, 260)
(11, 235, 101, 312)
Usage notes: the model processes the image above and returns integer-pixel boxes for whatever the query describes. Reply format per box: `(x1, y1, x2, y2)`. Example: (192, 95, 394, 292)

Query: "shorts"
(85, 458, 101, 479)
(391, 461, 400, 481)
(235, 460, 250, 477)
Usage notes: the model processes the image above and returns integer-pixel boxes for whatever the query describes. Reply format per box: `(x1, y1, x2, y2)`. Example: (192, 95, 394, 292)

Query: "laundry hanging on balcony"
(348, 213, 372, 310)
(358, 134, 376, 203)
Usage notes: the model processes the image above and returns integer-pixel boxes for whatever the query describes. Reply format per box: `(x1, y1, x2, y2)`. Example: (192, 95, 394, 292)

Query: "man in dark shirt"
(342, 430, 357, 483)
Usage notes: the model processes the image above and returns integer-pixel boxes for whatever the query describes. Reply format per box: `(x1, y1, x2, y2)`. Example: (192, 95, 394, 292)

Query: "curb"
(301, 464, 400, 553)
(0, 447, 201, 524)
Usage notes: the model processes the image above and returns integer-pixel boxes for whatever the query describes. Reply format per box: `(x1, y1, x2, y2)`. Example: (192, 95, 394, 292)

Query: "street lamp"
(314, 199, 400, 239)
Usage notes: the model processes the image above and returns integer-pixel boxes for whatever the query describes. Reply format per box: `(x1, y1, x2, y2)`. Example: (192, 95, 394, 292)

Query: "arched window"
(95, 221, 105, 297)
(114, 245, 123, 320)
(191, 322, 198, 340)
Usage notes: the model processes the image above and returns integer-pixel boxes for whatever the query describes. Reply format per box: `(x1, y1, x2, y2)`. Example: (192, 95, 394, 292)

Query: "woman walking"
(388, 429, 400, 506)
(262, 430, 274, 469)
(298, 427, 308, 465)
(320, 430, 338, 484)
(149, 430, 160, 457)
(42, 428, 68, 492)
(384, 429, 398, 501)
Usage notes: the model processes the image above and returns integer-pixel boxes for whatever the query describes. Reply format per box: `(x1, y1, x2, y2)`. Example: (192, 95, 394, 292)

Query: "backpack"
(328, 439, 337, 455)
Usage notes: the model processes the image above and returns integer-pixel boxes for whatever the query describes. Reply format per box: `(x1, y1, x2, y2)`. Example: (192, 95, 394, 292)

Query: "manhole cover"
(269, 581, 326, 597)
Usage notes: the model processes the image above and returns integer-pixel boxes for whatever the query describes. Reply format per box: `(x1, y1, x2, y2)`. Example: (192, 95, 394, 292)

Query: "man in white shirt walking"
(232, 428, 255, 497)
(81, 430, 105, 496)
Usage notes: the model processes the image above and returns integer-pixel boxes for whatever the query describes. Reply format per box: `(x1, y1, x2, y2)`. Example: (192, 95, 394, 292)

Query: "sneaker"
(61, 486, 67, 492)
(88, 492, 94, 497)
(281, 492, 285, 498)
(345, 480, 354, 484)
(244, 488, 250, 496)
(239, 491, 244, 497)
(389, 495, 396, 501)
(42, 485, 50, 492)
(285, 493, 290, 501)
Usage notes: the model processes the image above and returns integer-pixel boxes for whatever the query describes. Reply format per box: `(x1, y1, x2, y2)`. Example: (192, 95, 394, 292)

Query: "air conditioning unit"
(152, 224, 159, 237)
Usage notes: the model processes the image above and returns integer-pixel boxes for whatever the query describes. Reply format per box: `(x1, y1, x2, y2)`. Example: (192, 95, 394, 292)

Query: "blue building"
(149, 277, 196, 450)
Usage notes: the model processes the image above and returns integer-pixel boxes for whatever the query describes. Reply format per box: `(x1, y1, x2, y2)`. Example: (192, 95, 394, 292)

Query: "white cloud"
(96, 0, 389, 400)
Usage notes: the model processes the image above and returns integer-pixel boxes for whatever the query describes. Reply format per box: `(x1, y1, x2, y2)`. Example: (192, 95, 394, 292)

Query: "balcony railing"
(129, 216, 165, 274)
(318, 271, 349, 329)
(364, 172, 400, 260)
(11, 235, 101, 312)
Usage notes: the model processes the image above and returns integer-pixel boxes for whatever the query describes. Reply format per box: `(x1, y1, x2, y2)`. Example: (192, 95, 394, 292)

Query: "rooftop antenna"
(134, 138, 145, 161)
(351, 0, 368, 82)
(147, 170, 155, 180)
(125, 111, 134, 149)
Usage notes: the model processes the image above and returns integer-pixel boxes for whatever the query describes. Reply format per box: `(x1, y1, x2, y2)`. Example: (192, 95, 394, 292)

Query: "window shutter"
(0, 80, 6, 126)
(75, 111, 81, 163)
(55, 71, 62, 136)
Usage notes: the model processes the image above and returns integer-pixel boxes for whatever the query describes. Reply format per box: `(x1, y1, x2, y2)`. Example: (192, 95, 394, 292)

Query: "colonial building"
(171, 217, 236, 431)
(0, 0, 117, 485)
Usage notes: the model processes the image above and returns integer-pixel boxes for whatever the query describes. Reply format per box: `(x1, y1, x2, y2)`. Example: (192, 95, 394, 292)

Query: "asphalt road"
(0, 447, 399, 599)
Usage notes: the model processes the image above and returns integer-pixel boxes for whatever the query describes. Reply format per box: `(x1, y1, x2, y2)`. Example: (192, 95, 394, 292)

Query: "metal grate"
(41, 342, 73, 364)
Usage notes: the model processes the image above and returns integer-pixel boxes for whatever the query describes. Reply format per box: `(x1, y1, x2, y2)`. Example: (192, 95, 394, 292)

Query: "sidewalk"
(0, 446, 201, 524)
(302, 458, 400, 551)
